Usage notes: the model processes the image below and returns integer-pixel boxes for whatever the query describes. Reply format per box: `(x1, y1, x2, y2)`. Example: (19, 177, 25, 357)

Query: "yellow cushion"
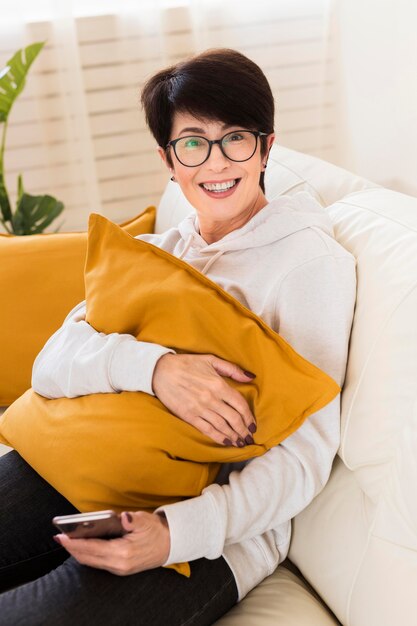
(0, 207, 155, 405)
(0, 212, 340, 578)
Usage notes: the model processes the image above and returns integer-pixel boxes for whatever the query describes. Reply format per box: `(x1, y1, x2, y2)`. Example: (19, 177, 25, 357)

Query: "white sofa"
(2, 144, 416, 625)
(155, 143, 417, 625)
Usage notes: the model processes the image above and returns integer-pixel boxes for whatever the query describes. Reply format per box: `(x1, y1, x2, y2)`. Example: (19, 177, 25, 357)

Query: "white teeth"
(202, 179, 237, 192)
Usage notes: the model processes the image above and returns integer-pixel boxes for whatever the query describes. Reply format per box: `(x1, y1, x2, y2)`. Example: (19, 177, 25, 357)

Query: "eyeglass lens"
(174, 131, 257, 166)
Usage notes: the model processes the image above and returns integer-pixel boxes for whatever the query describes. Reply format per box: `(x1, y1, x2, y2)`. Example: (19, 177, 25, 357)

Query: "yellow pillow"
(0, 207, 155, 405)
(0, 213, 340, 577)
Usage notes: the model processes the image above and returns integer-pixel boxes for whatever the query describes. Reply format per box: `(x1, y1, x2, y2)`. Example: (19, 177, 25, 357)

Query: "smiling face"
(158, 112, 275, 243)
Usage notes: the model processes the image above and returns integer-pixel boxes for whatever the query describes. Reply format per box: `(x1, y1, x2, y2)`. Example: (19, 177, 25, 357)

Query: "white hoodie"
(32, 191, 357, 601)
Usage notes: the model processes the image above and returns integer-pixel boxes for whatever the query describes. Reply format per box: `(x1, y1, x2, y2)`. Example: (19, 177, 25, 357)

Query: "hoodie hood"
(177, 191, 334, 275)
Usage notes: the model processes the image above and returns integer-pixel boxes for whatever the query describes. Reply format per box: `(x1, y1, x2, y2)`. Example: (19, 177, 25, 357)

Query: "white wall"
(330, 0, 417, 196)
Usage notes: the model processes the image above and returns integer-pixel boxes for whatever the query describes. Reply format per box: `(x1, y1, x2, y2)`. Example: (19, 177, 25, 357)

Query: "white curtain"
(0, 0, 334, 232)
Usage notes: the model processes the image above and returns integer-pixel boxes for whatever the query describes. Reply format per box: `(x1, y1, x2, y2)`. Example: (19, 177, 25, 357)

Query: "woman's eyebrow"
(178, 127, 205, 134)
(178, 123, 233, 135)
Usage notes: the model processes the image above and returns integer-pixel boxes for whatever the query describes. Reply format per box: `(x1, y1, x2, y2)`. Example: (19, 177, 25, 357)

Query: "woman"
(0, 48, 356, 624)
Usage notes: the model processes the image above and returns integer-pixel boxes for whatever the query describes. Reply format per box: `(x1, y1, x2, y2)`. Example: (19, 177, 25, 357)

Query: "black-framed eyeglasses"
(166, 130, 269, 167)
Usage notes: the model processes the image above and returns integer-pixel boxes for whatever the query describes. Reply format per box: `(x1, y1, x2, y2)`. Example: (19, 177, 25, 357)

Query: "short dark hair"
(140, 48, 275, 193)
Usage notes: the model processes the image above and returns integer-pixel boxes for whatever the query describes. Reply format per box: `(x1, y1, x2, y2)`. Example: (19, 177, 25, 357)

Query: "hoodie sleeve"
(31, 300, 176, 399)
(154, 253, 357, 564)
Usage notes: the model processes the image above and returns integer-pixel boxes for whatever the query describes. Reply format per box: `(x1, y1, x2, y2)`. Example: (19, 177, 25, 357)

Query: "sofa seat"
(215, 562, 340, 625)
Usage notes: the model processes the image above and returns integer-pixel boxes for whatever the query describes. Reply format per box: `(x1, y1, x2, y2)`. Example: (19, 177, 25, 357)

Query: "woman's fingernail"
(223, 438, 233, 446)
(248, 422, 257, 433)
(53, 535, 62, 545)
(237, 438, 245, 447)
(244, 370, 256, 379)
(245, 435, 254, 445)
(125, 512, 133, 523)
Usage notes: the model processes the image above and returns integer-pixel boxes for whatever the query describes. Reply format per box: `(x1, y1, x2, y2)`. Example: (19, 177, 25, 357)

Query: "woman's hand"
(54, 511, 170, 575)
(152, 353, 257, 447)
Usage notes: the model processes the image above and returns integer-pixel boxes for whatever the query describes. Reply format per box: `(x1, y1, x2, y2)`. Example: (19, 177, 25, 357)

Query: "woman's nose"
(206, 142, 230, 170)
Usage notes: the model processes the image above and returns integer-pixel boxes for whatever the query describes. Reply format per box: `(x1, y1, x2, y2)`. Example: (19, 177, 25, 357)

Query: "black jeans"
(0, 451, 238, 625)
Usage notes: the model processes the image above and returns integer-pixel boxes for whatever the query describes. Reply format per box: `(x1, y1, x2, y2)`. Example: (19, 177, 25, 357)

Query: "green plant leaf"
(17, 173, 24, 204)
(0, 171, 11, 222)
(0, 42, 45, 123)
(12, 192, 64, 235)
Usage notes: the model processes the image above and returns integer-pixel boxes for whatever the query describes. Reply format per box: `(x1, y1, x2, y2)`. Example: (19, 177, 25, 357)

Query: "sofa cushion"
(155, 143, 377, 233)
(0, 206, 156, 406)
(289, 187, 417, 626)
(328, 188, 417, 499)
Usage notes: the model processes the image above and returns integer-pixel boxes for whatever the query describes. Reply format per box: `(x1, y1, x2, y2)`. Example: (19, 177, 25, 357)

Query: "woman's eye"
(184, 138, 203, 149)
(228, 133, 244, 142)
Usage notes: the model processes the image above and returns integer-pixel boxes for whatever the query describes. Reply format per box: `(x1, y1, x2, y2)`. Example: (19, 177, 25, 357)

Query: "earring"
(170, 176, 176, 182)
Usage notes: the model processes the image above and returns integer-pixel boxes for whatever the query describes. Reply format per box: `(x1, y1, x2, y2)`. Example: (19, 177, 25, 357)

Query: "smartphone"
(52, 510, 127, 539)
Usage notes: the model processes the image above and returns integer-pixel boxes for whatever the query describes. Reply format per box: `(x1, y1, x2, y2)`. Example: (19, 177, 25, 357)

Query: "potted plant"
(0, 41, 64, 236)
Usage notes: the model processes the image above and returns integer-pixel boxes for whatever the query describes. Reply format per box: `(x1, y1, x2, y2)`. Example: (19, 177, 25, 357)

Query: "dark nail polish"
(248, 422, 257, 434)
(245, 434, 254, 445)
(53, 535, 62, 545)
(223, 438, 233, 446)
(125, 512, 133, 523)
(237, 439, 245, 447)
(244, 370, 256, 379)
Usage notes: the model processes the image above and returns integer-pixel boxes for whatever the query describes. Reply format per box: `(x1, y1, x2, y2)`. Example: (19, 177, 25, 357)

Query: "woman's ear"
(261, 133, 275, 170)
(267, 132, 276, 152)
(157, 146, 170, 169)
(158, 146, 176, 182)
(263, 133, 275, 168)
